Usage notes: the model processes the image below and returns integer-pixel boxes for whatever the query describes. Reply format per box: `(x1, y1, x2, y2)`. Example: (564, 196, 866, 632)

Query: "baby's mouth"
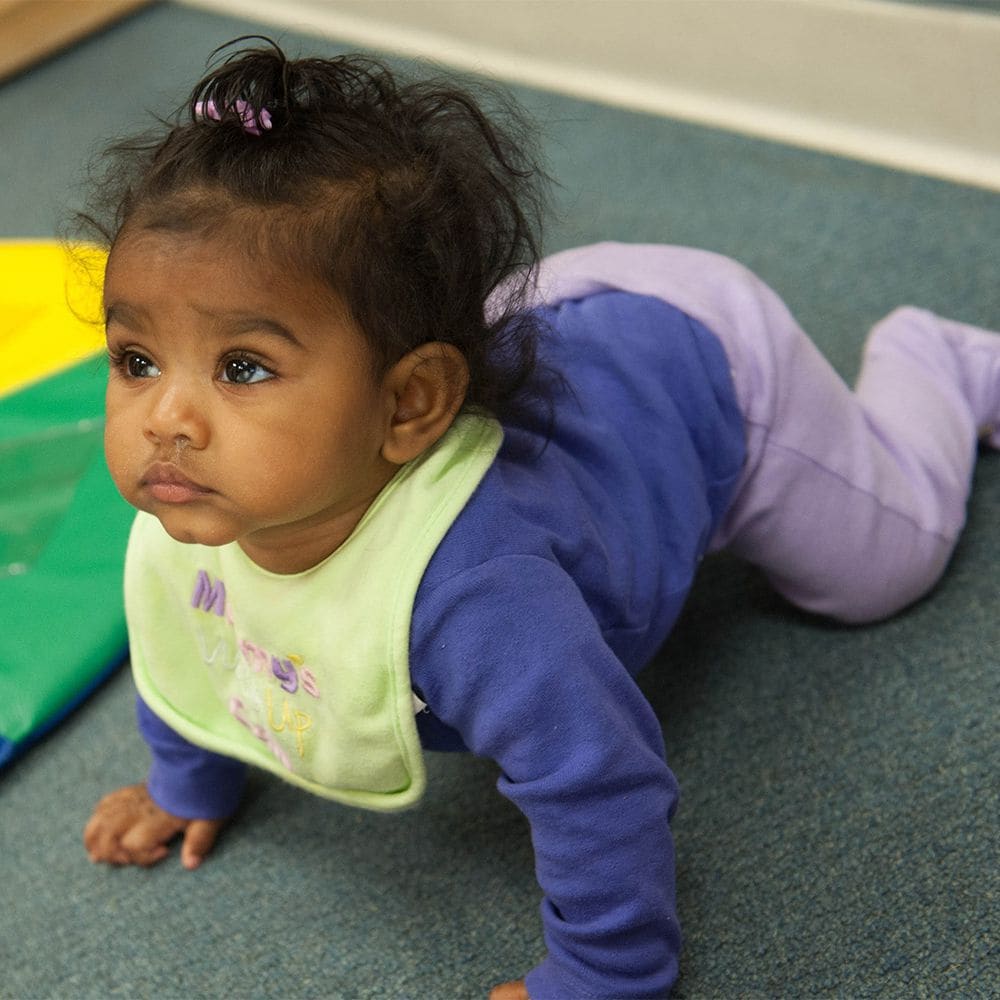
(141, 462, 213, 504)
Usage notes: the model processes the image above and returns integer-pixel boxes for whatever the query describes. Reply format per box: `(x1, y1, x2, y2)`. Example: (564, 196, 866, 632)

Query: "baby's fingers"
(84, 792, 139, 863)
(118, 813, 184, 867)
(83, 815, 127, 864)
(180, 819, 224, 870)
(84, 783, 182, 866)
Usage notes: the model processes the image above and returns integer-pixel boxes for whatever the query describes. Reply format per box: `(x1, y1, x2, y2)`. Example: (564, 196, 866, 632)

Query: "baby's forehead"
(120, 177, 348, 250)
(106, 226, 353, 327)
(114, 192, 329, 273)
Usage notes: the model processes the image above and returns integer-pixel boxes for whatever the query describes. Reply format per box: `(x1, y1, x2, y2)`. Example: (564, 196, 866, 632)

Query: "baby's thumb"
(181, 819, 223, 871)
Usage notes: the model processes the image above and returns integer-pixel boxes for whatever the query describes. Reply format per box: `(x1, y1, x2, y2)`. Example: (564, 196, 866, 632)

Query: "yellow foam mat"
(0, 241, 107, 397)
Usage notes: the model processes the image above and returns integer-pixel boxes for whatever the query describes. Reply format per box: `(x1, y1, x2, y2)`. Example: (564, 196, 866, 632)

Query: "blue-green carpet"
(1, 3, 996, 997)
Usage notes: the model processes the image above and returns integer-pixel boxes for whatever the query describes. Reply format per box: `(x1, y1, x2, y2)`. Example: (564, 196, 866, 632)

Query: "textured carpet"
(1, 3, 997, 997)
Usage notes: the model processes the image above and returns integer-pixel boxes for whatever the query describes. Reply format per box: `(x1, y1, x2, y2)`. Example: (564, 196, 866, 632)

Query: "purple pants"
(532, 243, 1000, 623)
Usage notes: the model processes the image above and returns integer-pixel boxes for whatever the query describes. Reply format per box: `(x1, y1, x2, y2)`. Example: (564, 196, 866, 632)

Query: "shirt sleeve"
(136, 694, 246, 819)
(410, 556, 682, 999)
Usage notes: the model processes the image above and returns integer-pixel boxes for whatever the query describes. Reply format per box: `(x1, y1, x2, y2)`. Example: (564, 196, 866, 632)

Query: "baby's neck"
(237, 495, 384, 575)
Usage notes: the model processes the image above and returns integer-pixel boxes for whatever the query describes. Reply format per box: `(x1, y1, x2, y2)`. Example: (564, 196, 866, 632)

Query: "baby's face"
(103, 229, 399, 574)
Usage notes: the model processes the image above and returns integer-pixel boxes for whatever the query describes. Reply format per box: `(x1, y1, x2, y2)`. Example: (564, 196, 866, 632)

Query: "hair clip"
(194, 98, 273, 136)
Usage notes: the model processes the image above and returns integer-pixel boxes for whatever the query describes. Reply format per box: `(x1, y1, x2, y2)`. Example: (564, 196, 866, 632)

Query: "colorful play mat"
(0, 242, 133, 767)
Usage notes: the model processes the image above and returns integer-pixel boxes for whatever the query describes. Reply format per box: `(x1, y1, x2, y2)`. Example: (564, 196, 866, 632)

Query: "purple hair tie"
(194, 98, 273, 136)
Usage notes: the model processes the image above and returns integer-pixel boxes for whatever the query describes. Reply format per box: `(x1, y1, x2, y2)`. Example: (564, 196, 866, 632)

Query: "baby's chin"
(147, 506, 242, 549)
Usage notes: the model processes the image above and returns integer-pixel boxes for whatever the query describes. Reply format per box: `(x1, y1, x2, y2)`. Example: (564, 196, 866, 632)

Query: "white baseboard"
(176, 0, 1000, 191)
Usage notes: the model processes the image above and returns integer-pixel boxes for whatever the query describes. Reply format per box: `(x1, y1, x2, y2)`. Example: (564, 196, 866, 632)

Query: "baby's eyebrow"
(104, 302, 304, 350)
(218, 314, 305, 349)
(104, 302, 144, 329)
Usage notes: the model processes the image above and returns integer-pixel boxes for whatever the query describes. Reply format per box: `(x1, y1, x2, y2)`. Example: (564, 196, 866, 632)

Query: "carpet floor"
(1, 3, 997, 997)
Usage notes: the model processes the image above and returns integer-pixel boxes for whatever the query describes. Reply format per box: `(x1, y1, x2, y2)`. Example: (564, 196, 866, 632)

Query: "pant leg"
(531, 243, 1000, 624)
(709, 303, 1000, 624)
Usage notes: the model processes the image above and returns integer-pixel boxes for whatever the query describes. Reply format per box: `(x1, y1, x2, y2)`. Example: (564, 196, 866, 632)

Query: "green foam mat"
(0, 356, 133, 766)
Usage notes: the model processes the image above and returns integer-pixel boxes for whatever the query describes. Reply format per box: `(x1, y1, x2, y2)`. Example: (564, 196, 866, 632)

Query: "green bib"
(127, 414, 502, 811)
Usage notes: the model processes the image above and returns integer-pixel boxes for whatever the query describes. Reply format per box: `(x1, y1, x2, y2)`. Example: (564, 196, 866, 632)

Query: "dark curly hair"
(76, 37, 551, 419)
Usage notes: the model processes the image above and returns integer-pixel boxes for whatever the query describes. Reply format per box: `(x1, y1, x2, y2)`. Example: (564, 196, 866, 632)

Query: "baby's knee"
(866, 306, 941, 352)
(770, 528, 955, 625)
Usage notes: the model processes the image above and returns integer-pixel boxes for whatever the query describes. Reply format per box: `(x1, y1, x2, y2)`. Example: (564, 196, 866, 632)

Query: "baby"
(83, 39, 1000, 999)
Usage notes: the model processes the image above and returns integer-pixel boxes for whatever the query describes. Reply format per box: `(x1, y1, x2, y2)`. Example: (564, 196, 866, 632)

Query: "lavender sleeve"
(136, 694, 247, 819)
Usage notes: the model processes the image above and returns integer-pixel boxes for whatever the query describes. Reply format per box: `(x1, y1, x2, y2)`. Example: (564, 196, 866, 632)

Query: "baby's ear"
(380, 343, 470, 465)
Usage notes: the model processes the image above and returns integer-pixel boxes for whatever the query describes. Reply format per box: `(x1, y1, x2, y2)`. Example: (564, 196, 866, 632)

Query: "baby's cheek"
(103, 421, 144, 507)
(103, 424, 130, 477)
(103, 429, 125, 484)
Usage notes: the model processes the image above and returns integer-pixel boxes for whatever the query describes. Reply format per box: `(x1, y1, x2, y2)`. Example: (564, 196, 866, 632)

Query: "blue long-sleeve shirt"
(136, 289, 746, 998)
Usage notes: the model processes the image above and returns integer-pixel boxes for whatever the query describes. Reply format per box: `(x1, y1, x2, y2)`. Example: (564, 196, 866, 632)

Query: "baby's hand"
(84, 783, 225, 870)
(489, 979, 529, 1000)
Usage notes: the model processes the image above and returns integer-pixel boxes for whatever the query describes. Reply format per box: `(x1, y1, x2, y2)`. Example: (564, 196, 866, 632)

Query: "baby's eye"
(221, 356, 275, 385)
(117, 351, 160, 379)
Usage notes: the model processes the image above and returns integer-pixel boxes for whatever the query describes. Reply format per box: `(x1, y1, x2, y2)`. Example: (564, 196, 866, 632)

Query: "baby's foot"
(978, 424, 1000, 449)
(937, 315, 1000, 448)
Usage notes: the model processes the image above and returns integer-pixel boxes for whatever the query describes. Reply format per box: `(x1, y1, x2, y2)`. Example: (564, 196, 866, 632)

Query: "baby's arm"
(84, 783, 224, 870)
(85, 695, 247, 869)
(413, 559, 683, 998)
